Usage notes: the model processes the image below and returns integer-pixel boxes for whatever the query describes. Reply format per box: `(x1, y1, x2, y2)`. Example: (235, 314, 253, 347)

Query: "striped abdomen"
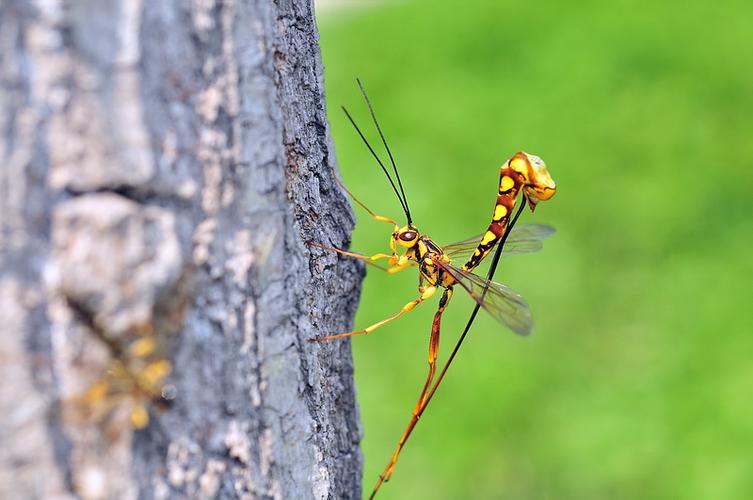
(462, 166, 523, 272)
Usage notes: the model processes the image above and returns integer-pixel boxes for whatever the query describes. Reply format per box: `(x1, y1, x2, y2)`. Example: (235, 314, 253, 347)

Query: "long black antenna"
(355, 79, 413, 225)
(341, 105, 412, 223)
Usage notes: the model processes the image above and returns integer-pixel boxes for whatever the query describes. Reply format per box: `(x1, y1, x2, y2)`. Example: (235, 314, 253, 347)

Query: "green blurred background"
(316, 1, 753, 498)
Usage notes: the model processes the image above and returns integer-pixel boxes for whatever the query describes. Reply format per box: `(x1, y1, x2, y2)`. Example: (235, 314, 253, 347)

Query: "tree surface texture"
(0, 1, 363, 498)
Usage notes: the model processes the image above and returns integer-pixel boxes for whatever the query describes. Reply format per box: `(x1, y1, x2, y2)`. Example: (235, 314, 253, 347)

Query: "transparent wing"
(433, 259, 533, 336)
(442, 223, 555, 259)
(506, 223, 556, 241)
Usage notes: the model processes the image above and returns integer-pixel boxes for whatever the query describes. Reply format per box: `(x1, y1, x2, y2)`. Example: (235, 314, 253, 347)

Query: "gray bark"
(0, 1, 363, 499)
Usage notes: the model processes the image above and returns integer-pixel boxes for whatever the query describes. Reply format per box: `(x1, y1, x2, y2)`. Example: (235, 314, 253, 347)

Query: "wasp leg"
(308, 242, 417, 274)
(311, 286, 437, 342)
(416, 288, 452, 408)
(386, 260, 414, 274)
(308, 241, 393, 262)
(335, 176, 400, 226)
(369, 288, 453, 499)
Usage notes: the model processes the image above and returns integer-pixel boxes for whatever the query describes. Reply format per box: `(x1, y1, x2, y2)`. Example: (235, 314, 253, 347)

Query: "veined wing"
(505, 223, 556, 241)
(433, 259, 533, 336)
(443, 223, 555, 259)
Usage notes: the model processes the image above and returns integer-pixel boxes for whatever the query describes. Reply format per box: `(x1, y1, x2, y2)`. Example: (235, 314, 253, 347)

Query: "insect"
(67, 300, 176, 430)
(311, 80, 557, 498)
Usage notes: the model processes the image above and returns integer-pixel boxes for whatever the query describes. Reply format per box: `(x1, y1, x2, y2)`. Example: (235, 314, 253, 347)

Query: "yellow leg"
(335, 176, 400, 226)
(308, 242, 395, 270)
(312, 286, 437, 342)
(308, 242, 415, 274)
(309, 241, 393, 262)
(387, 261, 414, 274)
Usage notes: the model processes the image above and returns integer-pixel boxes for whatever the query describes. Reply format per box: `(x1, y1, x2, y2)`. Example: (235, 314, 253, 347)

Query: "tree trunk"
(0, 1, 363, 498)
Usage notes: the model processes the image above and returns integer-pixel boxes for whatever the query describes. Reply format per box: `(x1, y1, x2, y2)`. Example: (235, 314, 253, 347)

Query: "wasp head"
(393, 226, 420, 249)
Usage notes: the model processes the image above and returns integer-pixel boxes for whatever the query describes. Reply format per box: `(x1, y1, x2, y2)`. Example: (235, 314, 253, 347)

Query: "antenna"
(341, 105, 412, 223)
(356, 78, 412, 225)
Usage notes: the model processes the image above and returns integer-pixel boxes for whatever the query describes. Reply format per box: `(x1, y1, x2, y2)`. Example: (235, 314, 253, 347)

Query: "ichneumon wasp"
(310, 80, 557, 498)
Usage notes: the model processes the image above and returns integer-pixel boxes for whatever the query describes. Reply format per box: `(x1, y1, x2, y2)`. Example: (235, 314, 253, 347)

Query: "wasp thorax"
(395, 226, 419, 248)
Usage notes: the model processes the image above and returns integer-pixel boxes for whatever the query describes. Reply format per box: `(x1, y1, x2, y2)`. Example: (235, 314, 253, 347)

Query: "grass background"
(316, 1, 753, 498)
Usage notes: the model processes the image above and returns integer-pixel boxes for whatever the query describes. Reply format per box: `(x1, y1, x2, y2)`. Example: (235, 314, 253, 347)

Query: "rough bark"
(0, 1, 363, 499)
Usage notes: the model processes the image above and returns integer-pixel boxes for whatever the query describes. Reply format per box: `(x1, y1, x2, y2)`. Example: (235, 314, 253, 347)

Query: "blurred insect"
(68, 300, 176, 430)
(310, 80, 557, 498)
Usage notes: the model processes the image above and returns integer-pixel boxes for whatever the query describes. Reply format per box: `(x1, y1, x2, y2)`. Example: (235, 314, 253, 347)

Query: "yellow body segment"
(481, 230, 496, 245)
(509, 156, 528, 173)
(493, 204, 508, 221)
(499, 175, 515, 192)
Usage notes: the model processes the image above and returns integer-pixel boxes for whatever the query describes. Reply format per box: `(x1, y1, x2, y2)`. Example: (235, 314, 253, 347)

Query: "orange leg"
(307, 242, 416, 274)
(311, 286, 437, 342)
(308, 241, 394, 263)
(335, 176, 400, 227)
(416, 288, 452, 408)
(369, 288, 453, 499)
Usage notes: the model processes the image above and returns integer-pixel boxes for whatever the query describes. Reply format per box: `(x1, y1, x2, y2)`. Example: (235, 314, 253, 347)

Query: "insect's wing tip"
(512, 315, 534, 336)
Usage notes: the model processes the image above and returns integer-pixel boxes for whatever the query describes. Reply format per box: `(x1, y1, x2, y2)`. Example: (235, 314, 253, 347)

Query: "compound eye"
(399, 231, 417, 242)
